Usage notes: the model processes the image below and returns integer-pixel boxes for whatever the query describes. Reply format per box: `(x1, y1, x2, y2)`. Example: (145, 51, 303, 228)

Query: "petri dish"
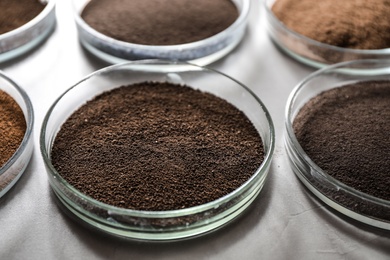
(0, 70, 34, 197)
(285, 59, 390, 230)
(0, 0, 56, 63)
(40, 60, 275, 240)
(73, 0, 250, 65)
(264, 0, 390, 69)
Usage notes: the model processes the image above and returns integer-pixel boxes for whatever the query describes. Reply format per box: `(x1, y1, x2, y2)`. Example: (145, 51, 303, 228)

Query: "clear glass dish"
(285, 59, 390, 230)
(73, 0, 250, 65)
(0, 71, 34, 197)
(264, 0, 390, 69)
(0, 0, 56, 63)
(40, 60, 275, 240)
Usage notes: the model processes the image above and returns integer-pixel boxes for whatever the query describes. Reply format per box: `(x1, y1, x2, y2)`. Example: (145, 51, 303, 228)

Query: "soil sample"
(293, 81, 390, 219)
(0, 90, 26, 189)
(0, 0, 46, 35)
(51, 82, 264, 211)
(272, 0, 390, 50)
(81, 0, 239, 45)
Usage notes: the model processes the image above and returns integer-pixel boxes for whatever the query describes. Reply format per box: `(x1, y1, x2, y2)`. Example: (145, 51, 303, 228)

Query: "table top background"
(1, 1, 389, 259)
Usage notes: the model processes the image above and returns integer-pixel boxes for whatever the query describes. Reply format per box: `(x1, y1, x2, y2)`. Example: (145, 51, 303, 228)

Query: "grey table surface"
(0, 0, 389, 259)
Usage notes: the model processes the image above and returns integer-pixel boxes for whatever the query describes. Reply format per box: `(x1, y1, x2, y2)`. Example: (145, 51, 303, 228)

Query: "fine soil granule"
(272, 0, 390, 49)
(294, 81, 390, 201)
(51, 82, 264, 211)
(0, 90, 26, 168)
(81, 0, 239, 45)
(0, 0, 46, 35)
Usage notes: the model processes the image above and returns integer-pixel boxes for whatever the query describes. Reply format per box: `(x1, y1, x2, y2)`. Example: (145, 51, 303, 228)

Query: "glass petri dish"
(0, 0, 56, 63)
(73, 0, 250, 65)
(40, 60, 275, 240)
(0, 71, 34, 197)
(264, 0, 390, 69)
(285, 59, 390, 230)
